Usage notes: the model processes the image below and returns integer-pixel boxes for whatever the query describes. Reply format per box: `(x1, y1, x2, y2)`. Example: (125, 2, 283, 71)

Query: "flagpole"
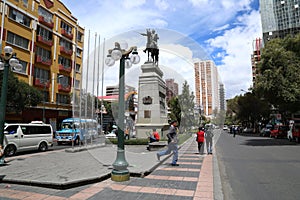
(84, 30, 90, 119)
(101, 38, 105, 134)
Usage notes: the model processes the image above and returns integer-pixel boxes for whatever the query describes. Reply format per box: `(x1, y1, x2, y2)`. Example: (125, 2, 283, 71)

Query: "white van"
(3, 121, 53, 156)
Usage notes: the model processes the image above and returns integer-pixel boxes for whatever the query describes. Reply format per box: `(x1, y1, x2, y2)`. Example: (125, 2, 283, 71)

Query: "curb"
(64, 143, 106, 153)
(0, 138, 187, 190)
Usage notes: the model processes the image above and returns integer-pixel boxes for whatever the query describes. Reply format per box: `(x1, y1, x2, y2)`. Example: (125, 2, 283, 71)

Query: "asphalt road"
(216, 131, 300, 200)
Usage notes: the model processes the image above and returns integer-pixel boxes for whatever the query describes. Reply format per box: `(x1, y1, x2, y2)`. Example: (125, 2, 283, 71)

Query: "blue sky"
(61, 0, 261, 99)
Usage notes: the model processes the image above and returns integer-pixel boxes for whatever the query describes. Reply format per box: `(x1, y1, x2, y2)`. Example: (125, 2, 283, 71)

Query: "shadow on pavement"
(241, 138, 299, 146)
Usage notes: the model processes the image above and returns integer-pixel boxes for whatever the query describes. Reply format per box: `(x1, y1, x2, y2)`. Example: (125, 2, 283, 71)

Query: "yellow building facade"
(0, 0, 84, 130)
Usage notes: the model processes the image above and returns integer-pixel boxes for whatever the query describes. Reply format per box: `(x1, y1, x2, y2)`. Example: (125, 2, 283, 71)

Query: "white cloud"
(206, 10, 262, 98)
(155, 0, 169, 10)
(122, 0, 146, 9)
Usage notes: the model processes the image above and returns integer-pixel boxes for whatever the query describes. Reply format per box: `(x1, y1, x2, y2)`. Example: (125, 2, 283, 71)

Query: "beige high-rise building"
(1, 0, 84, 130)
(194, 60, 221, 118)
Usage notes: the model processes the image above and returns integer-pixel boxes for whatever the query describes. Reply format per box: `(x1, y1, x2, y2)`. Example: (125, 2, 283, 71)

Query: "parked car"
(223, 125, 228, 131)
(105, 132, 117, 139)
(3, 121, 53, 156)
(270, 125, 288, 139)
(260, 124, 273, 137)
(243, 127, 254, 134)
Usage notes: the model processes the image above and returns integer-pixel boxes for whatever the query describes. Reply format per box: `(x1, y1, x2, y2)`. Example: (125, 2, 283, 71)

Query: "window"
(77, 31, 83, 42)
(75, 64, 81, 72)
(21, 125, 52, 135)
(76, 48, 82, 57)
(57, 94, 70, 104)
(58, 76, 70, 87)
(13, 60, 27, 74)
(9, 7, 31, 27)
(34, 67, 49, 82)
(61, 21, 72, 35)
(36, 46, 51, 60)
(4, 125, 19, 135)
(58, 56, 71, 68)
(75, 79, 80, 89)
(60, 38, 72, 50)
(37, 26, 53, 41)
(7, 31, 29, 49)
(38, 6, 53, 24)
(23, 0, 28, 7)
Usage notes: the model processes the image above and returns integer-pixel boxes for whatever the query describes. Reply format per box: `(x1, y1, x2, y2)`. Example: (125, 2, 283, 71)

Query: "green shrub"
(106, 134, 191, 145)
(107, 138, 149, 145)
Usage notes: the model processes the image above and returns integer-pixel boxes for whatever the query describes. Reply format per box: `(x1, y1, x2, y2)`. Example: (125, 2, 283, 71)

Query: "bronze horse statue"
(140, 29, 159, 65)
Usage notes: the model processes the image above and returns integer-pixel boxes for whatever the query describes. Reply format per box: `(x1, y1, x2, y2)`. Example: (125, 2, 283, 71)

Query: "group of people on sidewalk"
(155, 121, 214, 166)
(196, 126, 214, 154)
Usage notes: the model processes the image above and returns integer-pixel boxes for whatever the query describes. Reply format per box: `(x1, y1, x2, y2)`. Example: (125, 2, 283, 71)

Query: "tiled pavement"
(0, 140, 214, 200)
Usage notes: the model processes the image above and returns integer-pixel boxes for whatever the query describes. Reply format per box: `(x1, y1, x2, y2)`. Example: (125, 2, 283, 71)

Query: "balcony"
(36, 55, 52, 66)
(34, 78, 50, 88)
(58, 84, 71, 92)
(60, 46, 73, 56)
(38, 16, 54, 29)
(61, 29, 73, 40)
(59, 64, 72, 73)
(37, 35, 53, 47)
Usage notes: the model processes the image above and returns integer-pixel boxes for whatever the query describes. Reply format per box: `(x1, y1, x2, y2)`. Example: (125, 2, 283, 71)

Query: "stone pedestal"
(135, 62, 168, 138)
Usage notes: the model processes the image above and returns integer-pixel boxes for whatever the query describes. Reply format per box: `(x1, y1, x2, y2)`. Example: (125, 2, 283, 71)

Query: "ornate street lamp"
(0, 46, 23, 165)
(105, 41, 140, 181)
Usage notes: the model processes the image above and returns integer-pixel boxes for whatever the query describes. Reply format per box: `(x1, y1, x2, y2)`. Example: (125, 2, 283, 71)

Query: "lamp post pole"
(0, 46, 23, 165)
(105, 42, 140, 181)
(111, 55, 128, 181)
(0, 61, 9, 164)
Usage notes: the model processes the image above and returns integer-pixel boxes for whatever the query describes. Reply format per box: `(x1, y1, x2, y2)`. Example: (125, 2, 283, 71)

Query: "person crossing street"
(156, 120, 179, 166)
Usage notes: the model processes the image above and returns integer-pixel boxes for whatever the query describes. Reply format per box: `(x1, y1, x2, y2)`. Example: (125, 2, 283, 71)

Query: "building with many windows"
(260, 0, 300, 44)
(251, 38, 262, 86)
(194, 59, 222, 118)
(1, 0, 84, 131)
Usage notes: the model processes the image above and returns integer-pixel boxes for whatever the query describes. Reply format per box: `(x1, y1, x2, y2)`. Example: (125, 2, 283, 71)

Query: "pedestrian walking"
(233, 126, 238, 137)
(205, 125, 214, 154)
(196, 127, 205, 154)
(156, 120, 179, 166)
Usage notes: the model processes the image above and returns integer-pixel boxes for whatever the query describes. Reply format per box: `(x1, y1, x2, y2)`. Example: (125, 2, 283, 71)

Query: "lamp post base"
(111, 149, 130, 182)
(111, 169, 130, 182)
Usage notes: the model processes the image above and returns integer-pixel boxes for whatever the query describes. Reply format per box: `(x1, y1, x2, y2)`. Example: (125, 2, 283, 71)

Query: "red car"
(270, 125, 288, 138)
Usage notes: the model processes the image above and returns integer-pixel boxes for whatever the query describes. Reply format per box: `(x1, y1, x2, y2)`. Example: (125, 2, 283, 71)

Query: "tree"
(0, 71, 43, 113)
(168, 96, 181, 124)
(236, 92, 270, 130)
(178, 81, 195, 132)
(168, 81, 195, 132)
(254, 34, 300, 114)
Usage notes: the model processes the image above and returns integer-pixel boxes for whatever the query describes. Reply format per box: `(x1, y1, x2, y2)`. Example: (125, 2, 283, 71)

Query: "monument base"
(135, 123, 169, 139)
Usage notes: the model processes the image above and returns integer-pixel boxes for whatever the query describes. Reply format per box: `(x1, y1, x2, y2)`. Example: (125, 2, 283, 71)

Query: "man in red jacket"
(196, 127, 205, 154)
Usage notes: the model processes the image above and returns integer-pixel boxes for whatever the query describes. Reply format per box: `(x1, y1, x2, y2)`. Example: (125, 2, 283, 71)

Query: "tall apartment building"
(251, 38, 262, 86)
(194, 60, 221, 118)
(260, 0, 300, 44)
(1, 0, 84, 130)
(165, 78, 178, 103)
(106, 85, 135, 96)
(219, 83, 225, 111)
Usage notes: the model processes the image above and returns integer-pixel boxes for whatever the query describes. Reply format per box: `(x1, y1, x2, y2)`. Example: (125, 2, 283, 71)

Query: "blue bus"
(55, 118, 98, 145)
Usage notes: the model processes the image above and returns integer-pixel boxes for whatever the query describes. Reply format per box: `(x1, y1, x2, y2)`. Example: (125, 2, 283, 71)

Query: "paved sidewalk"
(0, 137, 214, 199)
